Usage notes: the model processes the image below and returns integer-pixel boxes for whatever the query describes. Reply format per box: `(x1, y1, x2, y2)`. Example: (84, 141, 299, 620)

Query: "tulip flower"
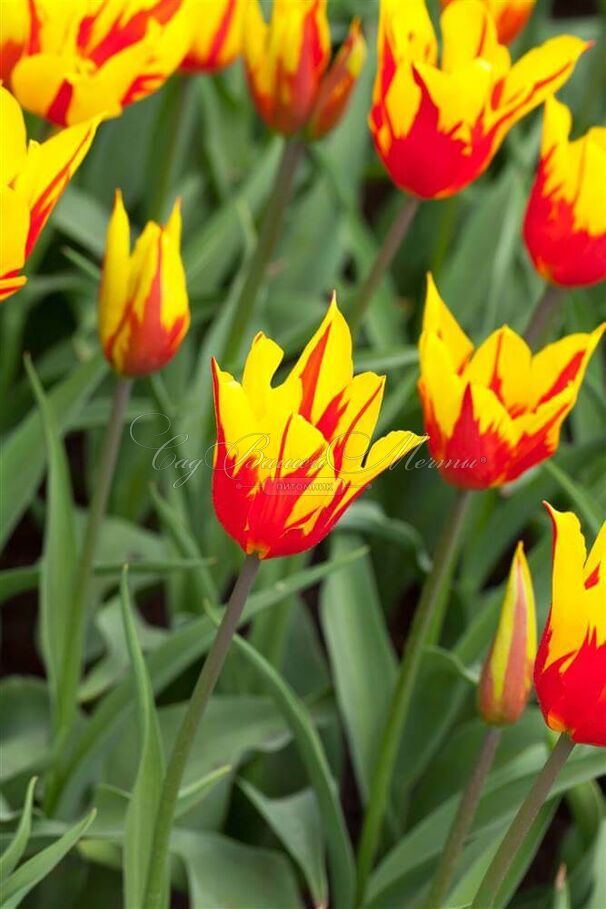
(440, 0, 536, 45)
(0, 87, 97, 303)
(211, 296, 425, 558)
(535, 505, 606, 747)
(478, 543, 537, 726)
(243, 0, 366, 139)
(181, 0, 244, 73)
(370, 0, 588, 199)
(9, 0, 190, 126)
(523, 97, 606, 288)
(417, 275, 605, 489)
(98, 191, 189, 376)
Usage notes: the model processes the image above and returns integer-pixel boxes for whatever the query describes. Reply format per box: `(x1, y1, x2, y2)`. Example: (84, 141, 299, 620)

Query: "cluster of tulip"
(1, 0, 604, 906)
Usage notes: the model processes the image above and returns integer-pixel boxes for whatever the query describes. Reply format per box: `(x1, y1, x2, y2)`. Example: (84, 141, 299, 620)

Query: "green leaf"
(367, 747, 606, 907)
(24, 355, 78, 728)
(320, 534, 397, 802)
(0, 679, 50, 782)
(228, 632, 356, 909)
(588, 821, 606, 909)
(446, 802, 558, 909)
(238, 781, 328, 908)
(175, 765, 233, 819)
(0, 777, 38, 879)
(0, 809, 95, 909)
(53, 548, 366, 815)
(1, 353, 107, 550)
(120, 568, 165, 909)
(173, 829, 304, 909)
(541, 460, 602, 536)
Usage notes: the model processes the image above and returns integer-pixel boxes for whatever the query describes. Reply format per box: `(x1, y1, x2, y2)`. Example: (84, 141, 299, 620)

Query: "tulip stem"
(355, 488, 473, 906)
(471, 734, 575, 909)
(222, 138, 305, 366)
(425, 727, 502, 909)
(46, 376, 132, 809)
(143, 555, 260, 909)
(349, 195, 419, 336)
(524, 284, 563, 347)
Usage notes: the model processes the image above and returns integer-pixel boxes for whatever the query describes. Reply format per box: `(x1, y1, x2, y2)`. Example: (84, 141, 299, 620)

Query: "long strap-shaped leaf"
(120, 568, 166, 909)
(227, 631, 356, 909)
(0, 810, 95, 909)
(0, 777, 38, 880)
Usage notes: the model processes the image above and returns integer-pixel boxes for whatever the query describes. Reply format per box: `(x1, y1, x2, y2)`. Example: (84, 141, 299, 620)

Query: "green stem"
(45, 377, 132, 811)
(143, 555, 260, 909)
(349, 195, 419, 336)
(222, 137, 305, 366)
(147, 76, 194, 222)
(425, 727, 502, 909)
(524, 284, 563, 347)
(356, 488, 474, 905)
(471, 734, 575, 909)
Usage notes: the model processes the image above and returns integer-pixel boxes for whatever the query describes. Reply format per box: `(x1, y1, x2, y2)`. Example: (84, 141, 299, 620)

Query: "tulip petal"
(0, 88, 27, 184)
(14, 117, 98, 256)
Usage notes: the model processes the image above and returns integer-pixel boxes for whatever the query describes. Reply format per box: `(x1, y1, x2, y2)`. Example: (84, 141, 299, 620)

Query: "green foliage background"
(1, 1, 605, 907)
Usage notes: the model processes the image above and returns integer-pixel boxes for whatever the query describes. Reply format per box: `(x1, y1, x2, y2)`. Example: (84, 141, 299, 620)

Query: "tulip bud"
(478, 543, 537, 725)
(243, 0, 365, 139)
(98, 192, 190, 377)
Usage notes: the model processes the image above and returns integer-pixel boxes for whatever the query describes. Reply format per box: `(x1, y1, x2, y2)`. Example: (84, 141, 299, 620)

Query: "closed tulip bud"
(98, 192, 189, 377)
(535, 505, 606, 747)
(371, 0, 588, 199)
(418, 275, 605, 489)
(1, 87, 97, 303)
(440, 0, 536, 45)
(244, 0, 366, 139)
(181, 0, 244, 73)
(211, 295, 426, 558)
(9, 0, 190, 126)
(523, 97, 606, 288)
(478, 543, 537, 726)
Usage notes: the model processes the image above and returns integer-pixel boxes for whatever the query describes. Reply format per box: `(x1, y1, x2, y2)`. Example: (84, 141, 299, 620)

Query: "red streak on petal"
(26, 124, 93, 254)
(536, 350, 585, 406)
(88, 0, 182, 66)
(585, 564, 600, 590)
(46, 80, 74, 127)
(298, 321, 332, 422)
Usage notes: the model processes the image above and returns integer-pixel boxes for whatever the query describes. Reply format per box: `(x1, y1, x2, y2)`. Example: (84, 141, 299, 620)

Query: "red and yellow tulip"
(180, 0, 244, 73)
(8, 0, 190, 126)
(535, 505, 606, 747)
(370, 0, 588, 199)
(1, 87, 97, 303)
(243, 0, 366, 139)
(523, 98, 606, 288)
(440, 0, 536, 45)
(211, 296, 425, 559)
(478, 542, 536, 726)
(98, 191, 189, 376)
(417, 275, 605, 489)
